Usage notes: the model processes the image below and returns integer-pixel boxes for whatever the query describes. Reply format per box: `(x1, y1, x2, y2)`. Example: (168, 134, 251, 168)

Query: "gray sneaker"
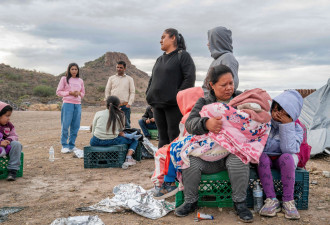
(259, 198, 281, 217)
(282, 200, 300, 220)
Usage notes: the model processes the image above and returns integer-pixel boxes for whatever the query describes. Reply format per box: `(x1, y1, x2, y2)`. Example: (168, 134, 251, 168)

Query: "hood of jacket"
(273, 90, 303, 121)
(177, 87, 204, 124)
(208, 26, 233, 59)
(0, 101, 9, 112)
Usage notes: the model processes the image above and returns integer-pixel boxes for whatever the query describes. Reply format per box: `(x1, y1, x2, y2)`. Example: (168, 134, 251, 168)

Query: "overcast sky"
(0, 0, 329, 97)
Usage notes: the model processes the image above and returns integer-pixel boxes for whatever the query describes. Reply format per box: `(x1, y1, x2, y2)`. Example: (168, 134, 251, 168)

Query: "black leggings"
(153, 105, 183, 148)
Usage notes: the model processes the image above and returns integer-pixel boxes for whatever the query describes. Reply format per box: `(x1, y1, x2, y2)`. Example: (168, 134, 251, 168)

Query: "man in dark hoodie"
(203, 26, 239, 93)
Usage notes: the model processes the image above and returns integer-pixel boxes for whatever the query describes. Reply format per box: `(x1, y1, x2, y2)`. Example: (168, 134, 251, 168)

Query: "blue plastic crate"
(0, 152, 24, 180)
(247, 168, 309, 210)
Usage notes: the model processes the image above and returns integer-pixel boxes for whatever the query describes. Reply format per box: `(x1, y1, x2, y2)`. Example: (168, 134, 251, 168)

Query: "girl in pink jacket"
(56, 63, 85, 153)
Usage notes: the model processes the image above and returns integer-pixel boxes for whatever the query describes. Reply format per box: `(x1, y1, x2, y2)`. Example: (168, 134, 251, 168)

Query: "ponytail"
(106, 96, 125, 134)
(164, 28, 186, 50)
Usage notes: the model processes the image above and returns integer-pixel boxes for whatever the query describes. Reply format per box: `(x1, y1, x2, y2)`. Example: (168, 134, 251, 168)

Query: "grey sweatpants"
(7, 141, 22, 171)
(182, 154, 250, 203)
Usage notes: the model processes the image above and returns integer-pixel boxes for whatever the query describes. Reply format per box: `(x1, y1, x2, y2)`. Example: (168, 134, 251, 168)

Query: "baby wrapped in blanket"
(170, 88, 272, 173)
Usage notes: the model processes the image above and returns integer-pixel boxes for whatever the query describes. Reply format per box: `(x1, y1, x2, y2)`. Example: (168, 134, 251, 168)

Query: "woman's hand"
(205, 116, 223, 133)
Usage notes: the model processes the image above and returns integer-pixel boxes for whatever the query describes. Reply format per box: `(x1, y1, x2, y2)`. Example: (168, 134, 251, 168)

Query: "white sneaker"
(61, 147, 72, 154)
(125, 158, 136, 166)
(71, 147, 82, 151)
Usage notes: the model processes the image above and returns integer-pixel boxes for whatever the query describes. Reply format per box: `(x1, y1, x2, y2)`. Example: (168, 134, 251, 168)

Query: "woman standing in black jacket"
(146, 28, 196, 148)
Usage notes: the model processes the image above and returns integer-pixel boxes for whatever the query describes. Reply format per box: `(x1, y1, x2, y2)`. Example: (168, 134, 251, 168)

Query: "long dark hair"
(206, 64, 234, 90)
(66, 63, 80, 84)
(164, 28, 186, 50)
(106, 96, 125, 133)
(0, 105, 13, 117)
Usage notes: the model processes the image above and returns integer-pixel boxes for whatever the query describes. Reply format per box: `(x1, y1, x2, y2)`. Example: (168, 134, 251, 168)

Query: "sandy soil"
(0, 108, 329, 225)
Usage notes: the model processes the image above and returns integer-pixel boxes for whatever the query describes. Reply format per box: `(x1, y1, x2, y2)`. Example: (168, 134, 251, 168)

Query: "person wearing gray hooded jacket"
(258, 90, 304, 220)
(203, 26, 239, 93)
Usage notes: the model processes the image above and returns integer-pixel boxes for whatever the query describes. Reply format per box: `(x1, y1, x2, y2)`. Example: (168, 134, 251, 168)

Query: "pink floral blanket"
(181, 103, 271, 166)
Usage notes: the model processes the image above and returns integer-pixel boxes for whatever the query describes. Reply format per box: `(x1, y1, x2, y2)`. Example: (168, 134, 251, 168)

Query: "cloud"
(0, 0, 329, 90)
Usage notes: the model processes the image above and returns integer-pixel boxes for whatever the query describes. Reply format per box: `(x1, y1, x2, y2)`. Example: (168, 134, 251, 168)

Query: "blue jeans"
(90, 135, 138, 151)
(61, 103, 81, 149)
(164, 159, 176, 183)
(138, 119, 157, 137)
(120, 105, 131, 128)
(8, 141, 22, 171)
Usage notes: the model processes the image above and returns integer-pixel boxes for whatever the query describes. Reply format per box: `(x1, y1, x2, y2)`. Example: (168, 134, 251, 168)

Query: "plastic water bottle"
(49, 146, 55, 162)
(253, 181, 263, 213)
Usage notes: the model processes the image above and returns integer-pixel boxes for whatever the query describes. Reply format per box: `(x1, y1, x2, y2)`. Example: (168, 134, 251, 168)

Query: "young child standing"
(0, 102, 23, 181)
(90, 96, 141, 165)
(56, 63, 85, 153)
(258, 90, 304, 220)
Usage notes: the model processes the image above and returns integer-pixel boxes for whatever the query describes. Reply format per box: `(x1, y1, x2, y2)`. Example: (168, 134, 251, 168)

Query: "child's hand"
(0, 140, 10, 147)
(206, 116, 223, 133)
(274, 111, 292, 124)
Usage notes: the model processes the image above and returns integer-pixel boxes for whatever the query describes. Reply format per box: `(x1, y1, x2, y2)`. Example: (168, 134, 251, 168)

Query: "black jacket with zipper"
(146, 49, 196, 108)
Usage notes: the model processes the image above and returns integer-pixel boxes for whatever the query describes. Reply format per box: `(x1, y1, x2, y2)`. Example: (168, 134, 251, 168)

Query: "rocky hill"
(0, 52, 150, 109)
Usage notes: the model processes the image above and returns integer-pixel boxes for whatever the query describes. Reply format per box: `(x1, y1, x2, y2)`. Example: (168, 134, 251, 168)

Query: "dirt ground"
(0, 107, 329, 225)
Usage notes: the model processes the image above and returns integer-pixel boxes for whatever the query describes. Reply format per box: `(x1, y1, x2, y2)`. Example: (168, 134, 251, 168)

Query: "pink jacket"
(56, 76, 85, 104)
(0, 102, 19, 141)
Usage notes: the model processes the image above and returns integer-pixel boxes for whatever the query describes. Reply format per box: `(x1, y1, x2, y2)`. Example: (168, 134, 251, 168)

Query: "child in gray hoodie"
(258, 90, 304, 220)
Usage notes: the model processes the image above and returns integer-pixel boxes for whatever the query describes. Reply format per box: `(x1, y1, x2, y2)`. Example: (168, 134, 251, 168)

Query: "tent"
(299, 78, 330, 156)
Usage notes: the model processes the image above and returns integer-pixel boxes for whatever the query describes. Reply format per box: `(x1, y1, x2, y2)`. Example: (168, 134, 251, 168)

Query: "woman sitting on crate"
(175, 65, 270, 222)
(90, 96, 141, 166)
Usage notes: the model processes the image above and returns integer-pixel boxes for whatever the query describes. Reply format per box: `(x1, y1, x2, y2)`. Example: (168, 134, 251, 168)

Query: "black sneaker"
(153, 182, 179, 200)
(174, 201, 198, 217)
(234, 201, 253, 223)
(7, 169, 17, 181)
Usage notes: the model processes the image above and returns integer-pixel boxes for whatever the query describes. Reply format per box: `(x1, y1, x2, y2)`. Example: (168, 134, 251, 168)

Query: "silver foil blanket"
(76, 183, 175, 219)
(50, 215, 104, 225)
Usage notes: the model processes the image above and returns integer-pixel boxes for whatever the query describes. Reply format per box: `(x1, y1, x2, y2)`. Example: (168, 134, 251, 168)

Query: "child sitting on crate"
(258, 90, 304, 220)
(0, 102, 23, 181)
(90, 96, 141, 166)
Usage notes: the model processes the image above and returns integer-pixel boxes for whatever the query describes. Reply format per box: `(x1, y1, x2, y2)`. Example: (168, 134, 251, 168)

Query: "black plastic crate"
(84, 145, 127, 168)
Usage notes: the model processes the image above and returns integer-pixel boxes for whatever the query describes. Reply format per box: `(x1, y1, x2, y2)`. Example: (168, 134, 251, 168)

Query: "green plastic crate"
(175, 168, 309, 210)
(84, 145, 127, 168)
(133, 142, 142, 161)
(148, 129, 158, 140)
(176, 171, 233, 208)
(0, 152, 24, 180)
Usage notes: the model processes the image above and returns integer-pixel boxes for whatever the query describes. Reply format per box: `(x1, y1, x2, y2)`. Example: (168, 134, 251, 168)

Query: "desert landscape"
(0, 107, 329, 225)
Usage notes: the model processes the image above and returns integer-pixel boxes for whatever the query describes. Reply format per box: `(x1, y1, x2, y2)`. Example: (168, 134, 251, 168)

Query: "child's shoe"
(282, 200, 300, 220)
(7, 169, 17, 181)
(154, 182, 179, 199)
(259, 198, 281, 217)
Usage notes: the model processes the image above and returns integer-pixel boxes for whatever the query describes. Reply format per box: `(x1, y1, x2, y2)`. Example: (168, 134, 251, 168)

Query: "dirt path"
(0, 109, 329, 224)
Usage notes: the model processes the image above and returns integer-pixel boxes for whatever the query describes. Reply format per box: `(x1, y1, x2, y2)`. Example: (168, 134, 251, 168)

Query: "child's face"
(271, 105, 292, 123)
(0, 111, 12, 125)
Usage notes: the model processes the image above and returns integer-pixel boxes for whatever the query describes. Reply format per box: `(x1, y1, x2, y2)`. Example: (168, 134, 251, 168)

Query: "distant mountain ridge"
(0, 52, 149, 108)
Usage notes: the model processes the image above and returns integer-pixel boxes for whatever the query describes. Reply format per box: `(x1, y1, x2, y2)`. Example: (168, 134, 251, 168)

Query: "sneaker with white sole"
(125, 158, 136, 166)
(71, 147, 82, 151)
(259, 198, 281, 217)
(153, 182, 179, 199)
(282, 200, 300, 220)
(61, 147, 72, 153)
